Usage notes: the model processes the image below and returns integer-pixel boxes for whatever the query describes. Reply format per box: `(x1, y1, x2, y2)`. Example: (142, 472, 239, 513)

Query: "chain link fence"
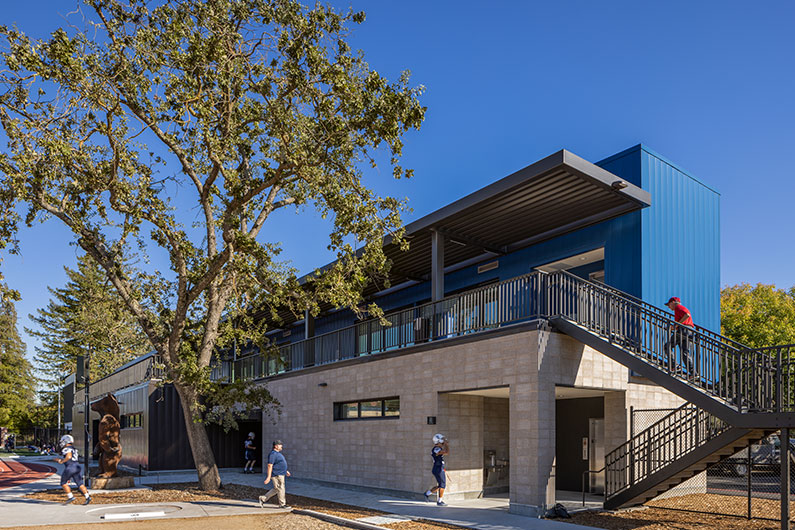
(633, 409, 794, 522)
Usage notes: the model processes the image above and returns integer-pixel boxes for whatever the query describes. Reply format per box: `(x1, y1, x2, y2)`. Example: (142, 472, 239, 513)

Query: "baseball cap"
(273, 440, 283, 447)
(666, 297, 680, 305)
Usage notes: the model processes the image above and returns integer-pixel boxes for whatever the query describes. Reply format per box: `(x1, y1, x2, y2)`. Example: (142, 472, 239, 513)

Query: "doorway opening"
(555, 386, 605, 501)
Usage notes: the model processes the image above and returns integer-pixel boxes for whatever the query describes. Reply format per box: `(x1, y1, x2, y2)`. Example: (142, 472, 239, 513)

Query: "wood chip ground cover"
(23, 482, 466, 530)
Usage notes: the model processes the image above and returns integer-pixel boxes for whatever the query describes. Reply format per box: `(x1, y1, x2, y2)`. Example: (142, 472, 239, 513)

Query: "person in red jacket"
(665, 297, 695, 375)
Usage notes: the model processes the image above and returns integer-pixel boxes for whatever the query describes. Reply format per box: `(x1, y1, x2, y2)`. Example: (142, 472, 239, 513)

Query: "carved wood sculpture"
(90, 393, 122, 478)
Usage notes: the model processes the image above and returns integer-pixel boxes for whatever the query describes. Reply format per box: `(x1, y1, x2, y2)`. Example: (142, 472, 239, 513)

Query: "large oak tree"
(0, 0, 424, 488)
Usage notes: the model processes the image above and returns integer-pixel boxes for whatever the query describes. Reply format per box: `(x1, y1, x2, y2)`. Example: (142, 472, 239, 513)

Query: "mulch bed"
(567, 507, 781, 530)
(24, 482, 465, 530)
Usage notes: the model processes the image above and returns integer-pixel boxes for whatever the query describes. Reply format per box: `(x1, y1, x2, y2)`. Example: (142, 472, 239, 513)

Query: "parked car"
(709, 435, 779, 477)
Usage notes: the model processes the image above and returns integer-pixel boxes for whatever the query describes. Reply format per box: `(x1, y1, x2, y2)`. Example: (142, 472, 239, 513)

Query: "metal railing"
(217, 271, 548, 381)
(547, 271, 791, 413)
(212, 270, 795, 412)
(605, 403, 730, 498)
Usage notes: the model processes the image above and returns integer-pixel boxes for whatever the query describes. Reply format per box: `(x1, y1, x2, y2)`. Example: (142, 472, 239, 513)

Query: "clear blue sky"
(3, 0, 794, 365)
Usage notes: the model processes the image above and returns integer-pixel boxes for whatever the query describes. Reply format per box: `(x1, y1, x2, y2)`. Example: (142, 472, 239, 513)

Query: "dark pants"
(666, 327, 695, 374)
(432, 467, 446, 488)
(61, 463, 84, 487)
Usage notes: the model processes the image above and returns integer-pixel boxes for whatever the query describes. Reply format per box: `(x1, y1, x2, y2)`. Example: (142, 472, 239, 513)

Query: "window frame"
(333, 396, 400, 421)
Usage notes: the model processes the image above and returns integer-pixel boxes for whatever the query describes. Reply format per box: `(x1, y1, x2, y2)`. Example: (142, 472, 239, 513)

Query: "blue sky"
(3, 0, 794, 364)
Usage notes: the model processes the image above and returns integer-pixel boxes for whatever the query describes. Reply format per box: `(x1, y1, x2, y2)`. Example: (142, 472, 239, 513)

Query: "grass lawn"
(1, 449, 43, 456)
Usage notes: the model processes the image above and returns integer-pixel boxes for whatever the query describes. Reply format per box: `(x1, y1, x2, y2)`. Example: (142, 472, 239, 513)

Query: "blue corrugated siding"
(295, 145, 720, 339)
(639, 147, 720, 332)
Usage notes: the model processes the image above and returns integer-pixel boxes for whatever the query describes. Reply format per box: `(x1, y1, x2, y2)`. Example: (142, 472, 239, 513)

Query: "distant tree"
(0, 295, 36, 431)
(0, 0, 424, 489)
(28, 254, 150, 386)
(721, 283, 795, 348)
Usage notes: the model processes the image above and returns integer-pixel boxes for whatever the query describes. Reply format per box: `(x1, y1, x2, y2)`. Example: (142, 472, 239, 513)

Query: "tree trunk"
(174, 382, 221, 490)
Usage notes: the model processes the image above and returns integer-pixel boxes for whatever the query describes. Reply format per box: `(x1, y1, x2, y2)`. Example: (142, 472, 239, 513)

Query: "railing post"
(781, 427, 791, 530)
(778, 348, 783, 413)
(736, 351, 744, 412)
(747, 439, 752, 520)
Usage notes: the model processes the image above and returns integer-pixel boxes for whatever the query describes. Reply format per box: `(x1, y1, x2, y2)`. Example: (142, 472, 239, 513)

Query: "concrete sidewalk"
(0, 457, 597, 530)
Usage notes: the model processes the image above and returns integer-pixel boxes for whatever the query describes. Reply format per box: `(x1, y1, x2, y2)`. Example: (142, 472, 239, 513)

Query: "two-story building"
(249, 144, 721, 516)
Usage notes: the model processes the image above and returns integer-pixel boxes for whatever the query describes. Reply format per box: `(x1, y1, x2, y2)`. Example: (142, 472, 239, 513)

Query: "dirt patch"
(24, 483, 470, 530)
(3, 513, 346, 530)
(567, 504, 783, 530)
(647, 492, 795, 520)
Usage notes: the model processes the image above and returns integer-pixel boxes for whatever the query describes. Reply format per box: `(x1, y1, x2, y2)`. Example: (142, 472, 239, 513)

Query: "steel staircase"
(603, 404, 776, 509)
(544, 271, 795, 509)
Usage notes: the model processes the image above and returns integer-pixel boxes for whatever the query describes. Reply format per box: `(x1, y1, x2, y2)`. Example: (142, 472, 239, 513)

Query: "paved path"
(0, 456, 597, 530)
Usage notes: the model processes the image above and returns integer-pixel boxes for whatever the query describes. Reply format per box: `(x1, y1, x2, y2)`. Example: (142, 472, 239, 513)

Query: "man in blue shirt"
(259, 440, 291, 509)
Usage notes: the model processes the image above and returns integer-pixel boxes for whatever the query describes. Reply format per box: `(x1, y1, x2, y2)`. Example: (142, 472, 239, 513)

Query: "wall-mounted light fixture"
(611, 180, 628, 190)
(318, 382, 328, 387)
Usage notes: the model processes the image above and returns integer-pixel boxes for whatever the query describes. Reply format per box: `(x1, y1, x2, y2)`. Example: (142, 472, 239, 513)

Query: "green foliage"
(721, 283, 795, 348)
(0, 296, 36, 430)
(27, 254, 150, 386)
(0, 0, 424, 487)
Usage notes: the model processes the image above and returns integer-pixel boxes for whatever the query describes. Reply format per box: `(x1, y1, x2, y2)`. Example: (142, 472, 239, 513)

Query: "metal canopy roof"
(285, 149, 650, 325)
(368, 149, 649, 292)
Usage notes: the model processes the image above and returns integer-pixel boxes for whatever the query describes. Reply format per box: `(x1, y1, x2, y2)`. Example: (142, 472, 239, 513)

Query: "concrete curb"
(293, 509, 392, 530)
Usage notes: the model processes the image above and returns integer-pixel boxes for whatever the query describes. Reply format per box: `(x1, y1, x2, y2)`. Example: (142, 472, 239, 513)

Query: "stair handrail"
(552, 269, 749, 351)
(604, 402, 730, 499)
(548, 270, 782, 412)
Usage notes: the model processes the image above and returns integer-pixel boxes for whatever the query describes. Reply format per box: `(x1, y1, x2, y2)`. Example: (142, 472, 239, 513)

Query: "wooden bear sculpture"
(91, 393, 122, 478)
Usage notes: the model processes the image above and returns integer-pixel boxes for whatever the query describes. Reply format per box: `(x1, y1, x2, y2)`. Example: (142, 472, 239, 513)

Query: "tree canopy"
(721, 283, 795, 348)
(0, 0, 424, 488)
(0, 295, 36, 431)
(28, 253, 150, 386)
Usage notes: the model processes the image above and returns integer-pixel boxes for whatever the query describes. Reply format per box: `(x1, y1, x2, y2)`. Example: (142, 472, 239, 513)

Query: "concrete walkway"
(0, 456, 598, 530)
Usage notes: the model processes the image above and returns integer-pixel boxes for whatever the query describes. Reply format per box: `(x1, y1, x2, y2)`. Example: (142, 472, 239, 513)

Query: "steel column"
(431, 229, 444, 302)
(782, 427, 791, 530)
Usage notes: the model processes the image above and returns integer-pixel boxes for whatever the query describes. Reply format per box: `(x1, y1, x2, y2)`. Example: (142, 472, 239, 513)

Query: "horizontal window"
(334, 397, 400, 421)
(121, 412, 143, 429)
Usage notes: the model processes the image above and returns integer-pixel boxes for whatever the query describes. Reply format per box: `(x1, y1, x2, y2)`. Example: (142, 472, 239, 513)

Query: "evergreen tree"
(0, 294, 35, 431)
(28, 254, 150, 387)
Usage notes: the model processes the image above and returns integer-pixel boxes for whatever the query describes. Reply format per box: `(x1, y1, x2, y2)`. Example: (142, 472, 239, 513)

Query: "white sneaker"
(258, 495, 267, 508)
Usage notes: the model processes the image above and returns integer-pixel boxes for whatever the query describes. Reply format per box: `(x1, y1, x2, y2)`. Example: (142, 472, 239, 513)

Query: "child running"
(53, 435, 91, 505)
(424, 433, 449, 506)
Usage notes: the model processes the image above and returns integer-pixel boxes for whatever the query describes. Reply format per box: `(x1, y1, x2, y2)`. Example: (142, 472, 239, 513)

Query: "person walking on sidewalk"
(259, 440, 291, 509)
(53, 435, 91, 505)
(424, 433, 449, 506)
(665, 296, 696, 375)
(243, 432, 257, 474)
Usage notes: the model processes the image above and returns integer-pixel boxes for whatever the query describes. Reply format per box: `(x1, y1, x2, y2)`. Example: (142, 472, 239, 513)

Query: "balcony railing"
(216, 271, 548, 382)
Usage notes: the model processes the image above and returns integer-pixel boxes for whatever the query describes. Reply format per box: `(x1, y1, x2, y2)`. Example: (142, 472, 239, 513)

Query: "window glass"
(384, 399, 400, 417)
(334, 398, 399, 420)
(360, 401, 382, 418)
(341, 403, 358, 419)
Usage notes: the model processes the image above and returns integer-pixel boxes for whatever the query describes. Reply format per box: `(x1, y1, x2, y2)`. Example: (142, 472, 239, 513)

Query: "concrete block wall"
(484, 397, 510, 462)
(438, 393, 484, 495)
(261, 327, 684, 517)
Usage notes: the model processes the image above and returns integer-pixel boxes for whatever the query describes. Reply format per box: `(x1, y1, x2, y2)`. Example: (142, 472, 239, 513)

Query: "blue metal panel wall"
(291, 145, 719, 338)
(638, 147, 720, 332)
